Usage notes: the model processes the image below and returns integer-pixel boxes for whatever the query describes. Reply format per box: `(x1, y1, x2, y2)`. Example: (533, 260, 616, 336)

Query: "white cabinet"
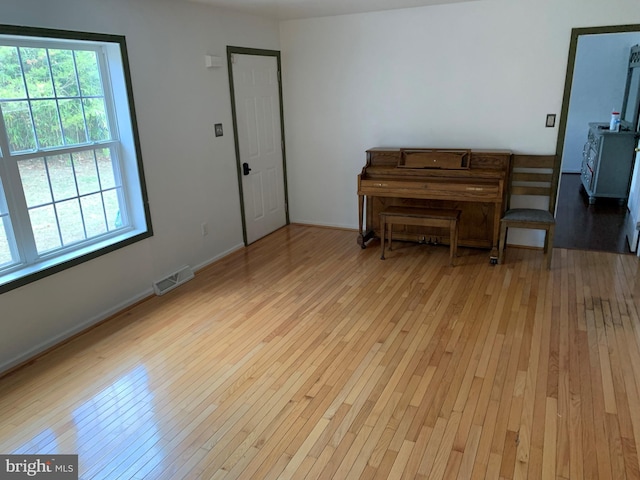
(581, 123, 637, 204)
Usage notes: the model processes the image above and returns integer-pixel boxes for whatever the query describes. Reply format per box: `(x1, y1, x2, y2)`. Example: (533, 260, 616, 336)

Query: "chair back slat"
(511, 185, 553, 196)
(512, 155, 556, 169)
(507, 154, 557, 211)
(512, 172, 553, 183)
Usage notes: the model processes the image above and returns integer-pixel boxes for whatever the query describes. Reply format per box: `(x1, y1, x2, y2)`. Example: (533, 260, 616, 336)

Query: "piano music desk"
(379, 206, 461, 265)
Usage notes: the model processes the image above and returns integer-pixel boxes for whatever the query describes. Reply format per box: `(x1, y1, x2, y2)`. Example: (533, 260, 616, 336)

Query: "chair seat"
(501, 208, 555, 224)
(499, 154, 557, 269)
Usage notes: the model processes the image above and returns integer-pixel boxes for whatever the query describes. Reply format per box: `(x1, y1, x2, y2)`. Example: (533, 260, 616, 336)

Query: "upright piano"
(357, 148, 511, 261)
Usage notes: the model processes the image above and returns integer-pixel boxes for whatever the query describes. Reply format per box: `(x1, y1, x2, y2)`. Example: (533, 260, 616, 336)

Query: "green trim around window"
(0, 24, 152, 294)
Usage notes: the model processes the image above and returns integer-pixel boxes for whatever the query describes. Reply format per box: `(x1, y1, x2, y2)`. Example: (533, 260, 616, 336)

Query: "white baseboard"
(290, 220, 357, 230)
(0, 288, 153, 375)
(193, 243, 245, 272)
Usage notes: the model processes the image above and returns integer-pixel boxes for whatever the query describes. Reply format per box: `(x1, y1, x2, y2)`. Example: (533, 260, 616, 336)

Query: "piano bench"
(379, 206, 461, 265)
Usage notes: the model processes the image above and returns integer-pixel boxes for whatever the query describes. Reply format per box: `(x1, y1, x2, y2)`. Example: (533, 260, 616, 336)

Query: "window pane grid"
(0, 45, 112, 154)
(29, 186, 124, 254)
(18, 147, 124, 255)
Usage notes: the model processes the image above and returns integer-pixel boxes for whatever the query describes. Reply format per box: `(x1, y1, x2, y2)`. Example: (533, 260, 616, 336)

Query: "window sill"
(0, 228, 152, 294)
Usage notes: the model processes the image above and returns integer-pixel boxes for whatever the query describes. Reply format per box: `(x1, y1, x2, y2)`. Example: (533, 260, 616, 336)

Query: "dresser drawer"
(582, 164, 594, 191)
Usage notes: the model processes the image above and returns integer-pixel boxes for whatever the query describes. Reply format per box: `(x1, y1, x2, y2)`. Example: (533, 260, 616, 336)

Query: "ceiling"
(187, 0, 479, 21)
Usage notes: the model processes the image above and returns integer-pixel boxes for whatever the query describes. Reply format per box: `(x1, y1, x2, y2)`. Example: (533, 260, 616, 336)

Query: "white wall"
(280, 0, 640, 237)
(562, 33, 640, 173)
(4, 0, 640, 373)
(0, 0, 280, 372)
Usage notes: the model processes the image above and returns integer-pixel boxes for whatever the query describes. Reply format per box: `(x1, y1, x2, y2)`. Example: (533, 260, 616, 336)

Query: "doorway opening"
(554, 24, 640, 254)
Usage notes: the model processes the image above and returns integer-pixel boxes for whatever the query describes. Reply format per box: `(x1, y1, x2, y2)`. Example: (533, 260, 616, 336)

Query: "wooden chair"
(498, 154, 557, 269)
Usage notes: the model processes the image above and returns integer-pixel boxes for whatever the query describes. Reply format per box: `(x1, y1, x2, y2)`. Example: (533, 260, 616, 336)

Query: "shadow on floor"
(554, 173, 632, 254)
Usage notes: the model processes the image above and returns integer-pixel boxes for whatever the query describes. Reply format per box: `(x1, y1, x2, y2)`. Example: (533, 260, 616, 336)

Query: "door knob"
(636, 147, 640, 152)
(242, 162, 252, 175)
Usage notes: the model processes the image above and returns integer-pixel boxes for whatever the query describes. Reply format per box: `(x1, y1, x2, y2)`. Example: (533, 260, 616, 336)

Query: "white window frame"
(0, 25, 152, 294)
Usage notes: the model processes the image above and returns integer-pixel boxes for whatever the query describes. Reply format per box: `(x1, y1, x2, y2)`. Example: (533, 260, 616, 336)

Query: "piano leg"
(357, 234, 366, 249)
(357, 194, 375, 248)
(357, 230, 375, 248)
(489, 201, 501, 264)
(380, 214, 386, 259)
(358, 194, 366, 248)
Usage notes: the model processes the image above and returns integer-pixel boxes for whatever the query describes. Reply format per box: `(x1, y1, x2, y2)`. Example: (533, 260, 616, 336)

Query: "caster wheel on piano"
(490, 257, 498, 265)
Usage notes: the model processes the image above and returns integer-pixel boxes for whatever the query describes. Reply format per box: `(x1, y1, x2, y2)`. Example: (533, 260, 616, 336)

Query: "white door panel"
(243, 99, 260, 159)
(249, 172, 265, 220)
(626, 138, 640, 253)
(232, 53, 286, 244)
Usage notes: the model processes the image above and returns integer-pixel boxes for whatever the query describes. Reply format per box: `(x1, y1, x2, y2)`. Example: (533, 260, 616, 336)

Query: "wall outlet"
(201, 222, 209, 236)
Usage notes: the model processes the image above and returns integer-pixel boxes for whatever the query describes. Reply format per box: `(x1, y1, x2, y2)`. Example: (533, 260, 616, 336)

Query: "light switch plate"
(545, 114, 556, 128)
(214, 123, 223, 137)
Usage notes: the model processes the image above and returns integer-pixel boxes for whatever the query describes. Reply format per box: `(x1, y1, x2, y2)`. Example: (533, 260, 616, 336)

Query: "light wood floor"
(2, 224, 640, 479)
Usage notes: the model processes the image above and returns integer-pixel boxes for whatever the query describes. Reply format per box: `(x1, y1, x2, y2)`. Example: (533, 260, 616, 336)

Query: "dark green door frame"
(227, 46, 290, 246)
(553, 23, 640, 212)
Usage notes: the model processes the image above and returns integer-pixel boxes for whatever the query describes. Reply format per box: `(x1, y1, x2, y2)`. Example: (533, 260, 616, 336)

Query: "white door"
(232, 53, 287, 244)
(626, 138, 640, 253)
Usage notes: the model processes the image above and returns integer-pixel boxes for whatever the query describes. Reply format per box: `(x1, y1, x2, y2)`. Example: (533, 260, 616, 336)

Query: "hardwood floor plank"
(542, 396, 558, 480)
(386, 439, 414, 480)
(458, 423, 482, 480)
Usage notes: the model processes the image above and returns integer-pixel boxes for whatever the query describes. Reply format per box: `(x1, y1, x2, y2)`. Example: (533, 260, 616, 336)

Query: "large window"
(0, 26, 151, 293)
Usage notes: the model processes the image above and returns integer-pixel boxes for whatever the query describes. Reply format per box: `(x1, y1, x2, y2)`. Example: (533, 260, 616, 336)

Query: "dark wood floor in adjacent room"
(555, 173, 632, 254)
(1, 225, 640, 479)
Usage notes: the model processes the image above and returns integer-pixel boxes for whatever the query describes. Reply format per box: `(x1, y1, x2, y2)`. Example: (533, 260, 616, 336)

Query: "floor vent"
(152, 265, 195, 296)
